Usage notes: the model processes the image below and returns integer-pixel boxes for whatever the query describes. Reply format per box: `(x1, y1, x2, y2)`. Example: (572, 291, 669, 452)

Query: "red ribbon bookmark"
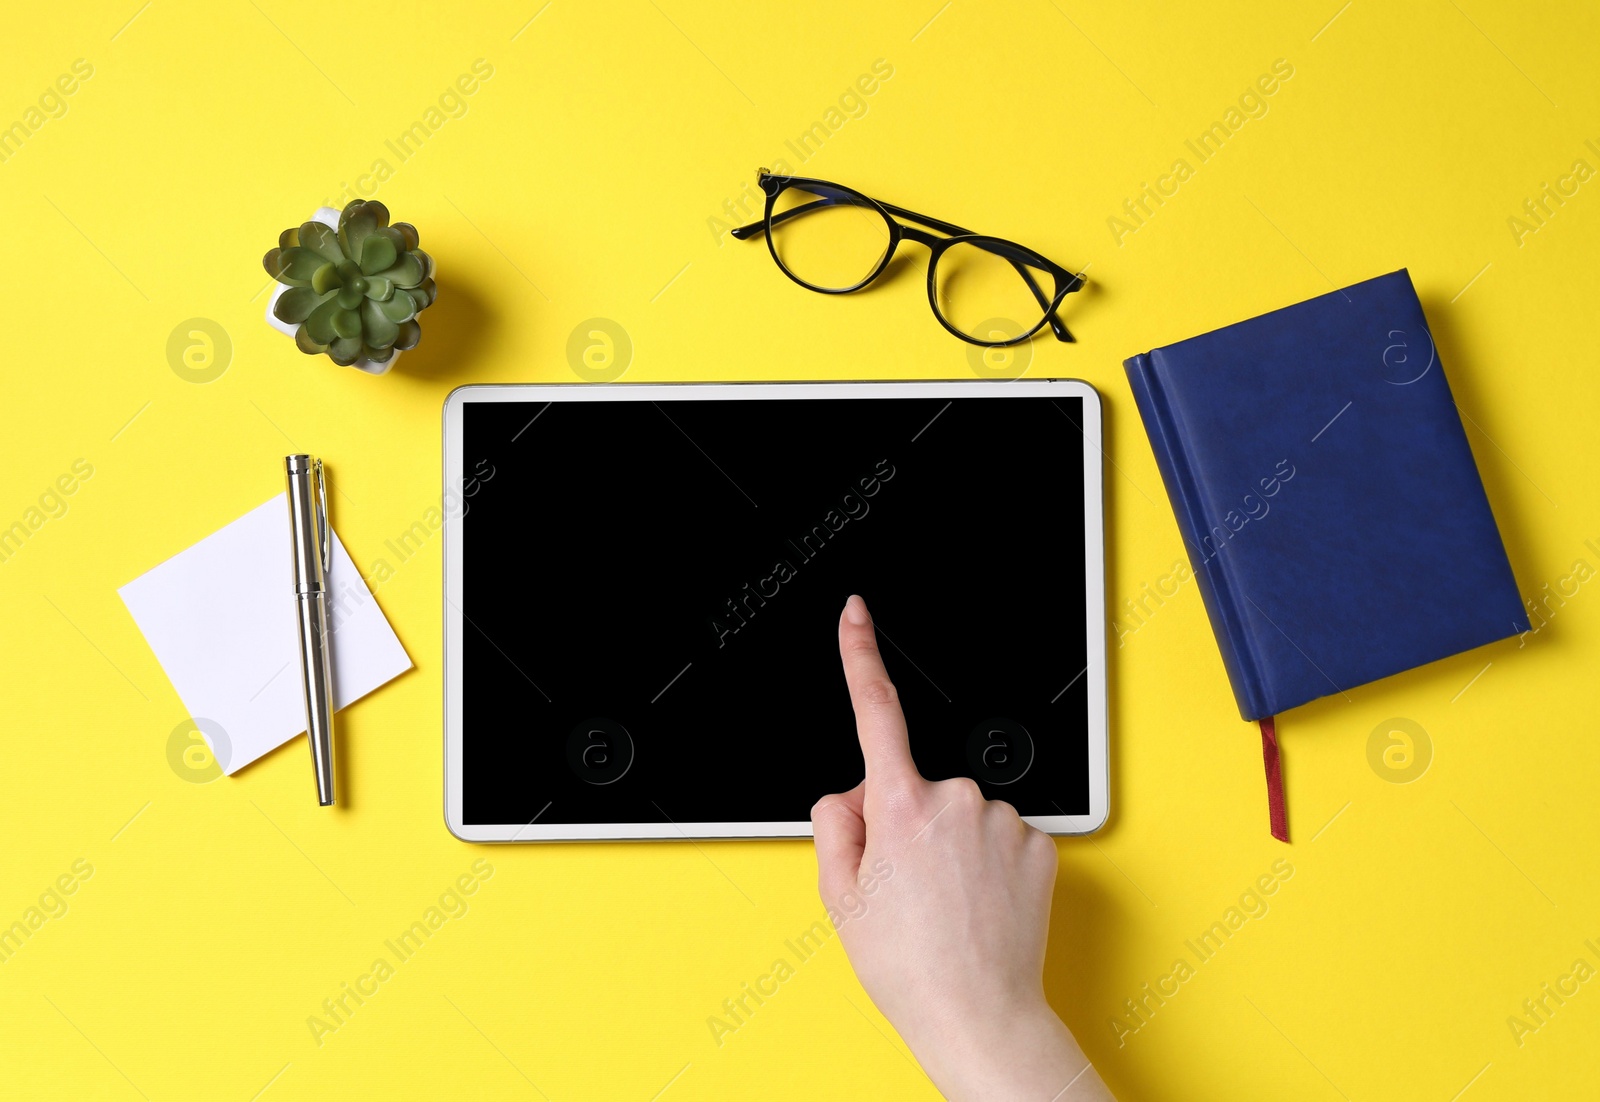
(1260, 716, 1288, 843)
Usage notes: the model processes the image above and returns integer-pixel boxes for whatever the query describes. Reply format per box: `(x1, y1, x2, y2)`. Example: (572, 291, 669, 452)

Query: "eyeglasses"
(731, 170, 1086, 347)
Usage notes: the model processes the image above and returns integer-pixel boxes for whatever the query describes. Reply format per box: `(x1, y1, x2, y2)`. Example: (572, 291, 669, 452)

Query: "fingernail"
(844, 595, 869, 625)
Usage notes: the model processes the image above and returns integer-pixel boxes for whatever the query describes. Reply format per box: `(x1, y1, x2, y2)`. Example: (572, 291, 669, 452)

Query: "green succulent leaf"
(363, 275, 394, 301)
(361, 298, 400, 347)
(274, 286, 329, 325)
(378, 252, 424, 288)
(364, 345, 397, 364)
(416, 249, 435, 280)
(410, 278, 437, 311)
(311, 263, 340, 295)
(337, 201, 366, 231)
(363, 201, 391, 229)
(267, 246, 327, 283)
(338, 202, 379, 259)
(392, 222, 419, 251)
(262, 249, 307, 287)
(295, 324, 328, 356)
(299, 222, 344, 263)
(378, 290, 415, 322)
(394, 319, 422, 351)
(359, 232, 397, 276)
(304, 297, 342, 345)
(327, 336, 363, 366)
(279, 227, 300, 249)
(336, 284, 365, 310)
(332, 308, 363, 340)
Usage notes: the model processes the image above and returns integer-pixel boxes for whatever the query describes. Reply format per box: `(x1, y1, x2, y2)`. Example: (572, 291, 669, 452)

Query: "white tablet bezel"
(443, 380, 1107, 841)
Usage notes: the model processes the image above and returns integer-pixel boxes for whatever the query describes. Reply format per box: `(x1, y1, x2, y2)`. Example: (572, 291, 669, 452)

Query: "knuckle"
(855, 677, 900, 708)
(841, 632, 880, 658)
(941, 776, 984, 809)
(1027, 828, 1059, 868)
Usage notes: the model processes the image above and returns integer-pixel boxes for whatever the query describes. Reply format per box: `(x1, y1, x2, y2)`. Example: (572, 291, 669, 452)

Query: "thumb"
(811, 782, 866, 906)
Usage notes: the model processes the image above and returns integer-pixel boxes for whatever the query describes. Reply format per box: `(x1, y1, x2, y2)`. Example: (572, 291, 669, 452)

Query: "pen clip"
(313, 458, 330, 575)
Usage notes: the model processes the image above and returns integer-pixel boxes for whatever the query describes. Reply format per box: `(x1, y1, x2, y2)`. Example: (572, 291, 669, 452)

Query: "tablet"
(443, 381, 1106, 841)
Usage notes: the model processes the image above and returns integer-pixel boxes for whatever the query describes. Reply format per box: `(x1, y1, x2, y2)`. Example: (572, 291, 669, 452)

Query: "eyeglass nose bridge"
(896, 225, 945, 249)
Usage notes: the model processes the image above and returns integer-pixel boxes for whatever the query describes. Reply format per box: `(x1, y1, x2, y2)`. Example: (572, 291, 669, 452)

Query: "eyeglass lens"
(932, 241, 1055, 344)
(768, 183, 893, 292)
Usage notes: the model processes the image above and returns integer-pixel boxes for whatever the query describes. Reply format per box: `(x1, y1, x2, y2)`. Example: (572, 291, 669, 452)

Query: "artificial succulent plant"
(264, 200, 436, 368)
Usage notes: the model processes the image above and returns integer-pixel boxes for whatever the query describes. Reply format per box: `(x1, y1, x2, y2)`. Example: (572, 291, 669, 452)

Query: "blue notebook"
(1125, 270, 1527, 839)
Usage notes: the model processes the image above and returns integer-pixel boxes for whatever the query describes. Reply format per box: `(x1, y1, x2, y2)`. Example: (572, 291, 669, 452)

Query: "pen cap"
(284, 454, 329, 592)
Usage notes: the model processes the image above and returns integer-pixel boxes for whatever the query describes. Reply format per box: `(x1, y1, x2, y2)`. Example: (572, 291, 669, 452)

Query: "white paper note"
(119, 494, 413, 774)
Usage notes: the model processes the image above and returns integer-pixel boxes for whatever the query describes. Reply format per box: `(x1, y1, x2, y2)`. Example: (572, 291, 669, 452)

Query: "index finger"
(838, 595, 920, 790)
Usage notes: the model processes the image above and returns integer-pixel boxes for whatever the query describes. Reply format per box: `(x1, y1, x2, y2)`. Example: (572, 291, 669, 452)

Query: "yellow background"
(2, 1, 1597, 1098)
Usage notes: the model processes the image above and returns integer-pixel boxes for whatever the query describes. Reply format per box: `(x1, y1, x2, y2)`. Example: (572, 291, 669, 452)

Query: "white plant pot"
(265, 206, 409, 376)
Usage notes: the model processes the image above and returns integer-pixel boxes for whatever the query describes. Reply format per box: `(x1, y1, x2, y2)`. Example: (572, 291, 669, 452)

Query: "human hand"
(811, 595, 1113, 1102)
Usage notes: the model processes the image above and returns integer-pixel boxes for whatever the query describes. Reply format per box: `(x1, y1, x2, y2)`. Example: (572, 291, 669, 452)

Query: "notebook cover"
(1124, 269, 1527, 721)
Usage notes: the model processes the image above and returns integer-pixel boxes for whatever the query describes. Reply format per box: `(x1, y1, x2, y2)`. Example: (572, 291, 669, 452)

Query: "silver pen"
(285, 455, 336, 806)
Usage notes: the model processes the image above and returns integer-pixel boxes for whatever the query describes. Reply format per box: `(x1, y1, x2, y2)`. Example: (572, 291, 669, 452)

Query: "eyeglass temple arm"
(730, 196, 847, 239)
(1012, 263, 1074, 343)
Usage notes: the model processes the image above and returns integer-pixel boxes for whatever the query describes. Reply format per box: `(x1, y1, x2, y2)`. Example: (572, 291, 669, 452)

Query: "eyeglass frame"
(730, 170, 1086, 348)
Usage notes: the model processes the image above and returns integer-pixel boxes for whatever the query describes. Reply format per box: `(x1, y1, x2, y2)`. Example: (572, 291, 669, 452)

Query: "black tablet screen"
(461, 393, 1090, 826)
